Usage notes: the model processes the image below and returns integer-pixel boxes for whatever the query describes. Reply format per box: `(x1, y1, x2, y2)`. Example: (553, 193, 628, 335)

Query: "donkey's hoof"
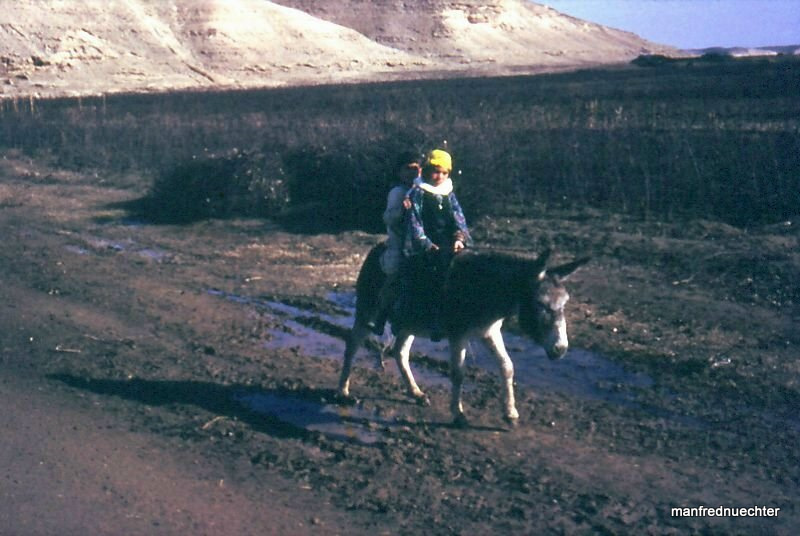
(452, 413, 469, 428)
(413, 393, 431, 407)
(333, 392, 358, 406)
(504, 408, 520, 427)
(503, 415, 520, 428)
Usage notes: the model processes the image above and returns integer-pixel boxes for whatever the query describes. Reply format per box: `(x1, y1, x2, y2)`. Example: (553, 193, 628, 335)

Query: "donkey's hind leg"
(338, 323, 370, 400)
(392, 334, 428, 405)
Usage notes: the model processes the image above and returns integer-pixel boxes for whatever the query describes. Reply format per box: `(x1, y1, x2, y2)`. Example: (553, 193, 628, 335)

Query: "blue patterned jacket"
(404, 185, 472, 257)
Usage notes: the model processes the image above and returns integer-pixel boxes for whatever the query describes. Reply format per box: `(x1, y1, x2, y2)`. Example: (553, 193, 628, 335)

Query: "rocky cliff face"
(274, 0, 669, 64)
(0, 0, 675, 98)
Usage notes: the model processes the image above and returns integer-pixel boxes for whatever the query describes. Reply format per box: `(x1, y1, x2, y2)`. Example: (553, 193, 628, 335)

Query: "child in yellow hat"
(405, 149, 471, 256)
(401, 149, 472, 340)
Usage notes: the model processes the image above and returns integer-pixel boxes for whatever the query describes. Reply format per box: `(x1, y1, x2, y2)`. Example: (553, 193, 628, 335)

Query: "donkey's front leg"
(483, 321, 519, 425)
(392, 334, 428, 405)
(449, 336, 469, 427)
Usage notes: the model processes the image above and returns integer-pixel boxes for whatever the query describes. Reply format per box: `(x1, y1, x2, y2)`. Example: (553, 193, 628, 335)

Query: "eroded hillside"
(0, 0, 675, 98)
(274, 0, 670, 66)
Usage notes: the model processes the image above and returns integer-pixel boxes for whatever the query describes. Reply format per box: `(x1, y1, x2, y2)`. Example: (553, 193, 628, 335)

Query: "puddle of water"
(64, 233, 172, 263)
(209, 289, 452, 389)
(208, 290, 313, 319)
(64, 245, 90, 255)
(267, 323, 452, 389)
(85, 236, 130, 251)
(326, 291, 356, 310)
(64, 236, 128, 256)
(264, 318, 344, 360)
(234, 391, 392, 445)
(210, 290, 684, 417)
(136, 248, 170, 262)
(479, 334, 654, 405)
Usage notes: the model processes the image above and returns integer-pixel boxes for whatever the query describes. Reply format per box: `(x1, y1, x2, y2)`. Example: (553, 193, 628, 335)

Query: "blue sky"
(539, 0, 800, 49)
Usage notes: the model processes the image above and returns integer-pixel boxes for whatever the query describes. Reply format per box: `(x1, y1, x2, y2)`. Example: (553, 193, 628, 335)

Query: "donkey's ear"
(549, 257, 590, 281)
(533, 248, 552, 281)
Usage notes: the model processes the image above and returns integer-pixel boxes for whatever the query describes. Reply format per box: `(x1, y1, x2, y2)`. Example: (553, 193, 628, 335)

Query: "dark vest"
(420, 192, 456, 249)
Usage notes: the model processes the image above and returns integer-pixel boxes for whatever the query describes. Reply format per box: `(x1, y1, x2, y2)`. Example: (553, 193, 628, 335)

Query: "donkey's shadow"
(48, 373, 339, 441)
(48, 373, 507, 439)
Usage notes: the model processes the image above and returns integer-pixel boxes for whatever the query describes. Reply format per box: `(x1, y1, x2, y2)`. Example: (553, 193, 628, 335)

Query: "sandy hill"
(274, 0, 671, 65)
(0, 0, 676, 98)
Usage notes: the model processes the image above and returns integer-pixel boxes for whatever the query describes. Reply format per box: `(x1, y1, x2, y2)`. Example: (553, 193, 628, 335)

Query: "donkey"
(337, 244, 589, 426)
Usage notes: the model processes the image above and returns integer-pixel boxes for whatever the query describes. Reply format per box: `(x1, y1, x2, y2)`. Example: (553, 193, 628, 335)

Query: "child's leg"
(369, 273, 399, 335)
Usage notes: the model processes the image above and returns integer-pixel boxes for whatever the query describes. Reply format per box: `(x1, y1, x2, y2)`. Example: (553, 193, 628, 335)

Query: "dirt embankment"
(0, 151, 798, 534)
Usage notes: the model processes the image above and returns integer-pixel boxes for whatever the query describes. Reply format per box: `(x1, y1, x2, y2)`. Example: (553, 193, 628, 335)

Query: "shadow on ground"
(48, 373, 338, 441)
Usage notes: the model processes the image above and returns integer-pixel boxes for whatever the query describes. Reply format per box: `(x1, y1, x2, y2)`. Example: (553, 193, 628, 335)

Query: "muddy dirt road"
(1, 151, 798, 534)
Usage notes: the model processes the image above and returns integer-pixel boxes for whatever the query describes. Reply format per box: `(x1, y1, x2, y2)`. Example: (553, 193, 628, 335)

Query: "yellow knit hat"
(427, 149, 452, 172)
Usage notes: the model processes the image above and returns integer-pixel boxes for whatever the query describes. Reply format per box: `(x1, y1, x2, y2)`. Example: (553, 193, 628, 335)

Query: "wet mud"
(1, 152, 798, 534)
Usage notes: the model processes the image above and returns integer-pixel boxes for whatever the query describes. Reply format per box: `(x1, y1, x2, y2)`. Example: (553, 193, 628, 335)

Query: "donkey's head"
(519, 250, 589, 360)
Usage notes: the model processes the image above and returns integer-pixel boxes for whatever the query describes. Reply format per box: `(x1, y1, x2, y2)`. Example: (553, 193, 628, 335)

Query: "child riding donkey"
(368, 148, 472, 340)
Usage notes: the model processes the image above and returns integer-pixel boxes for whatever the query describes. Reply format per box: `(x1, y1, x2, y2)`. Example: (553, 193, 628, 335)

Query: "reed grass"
(2, 55, 798, 228)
